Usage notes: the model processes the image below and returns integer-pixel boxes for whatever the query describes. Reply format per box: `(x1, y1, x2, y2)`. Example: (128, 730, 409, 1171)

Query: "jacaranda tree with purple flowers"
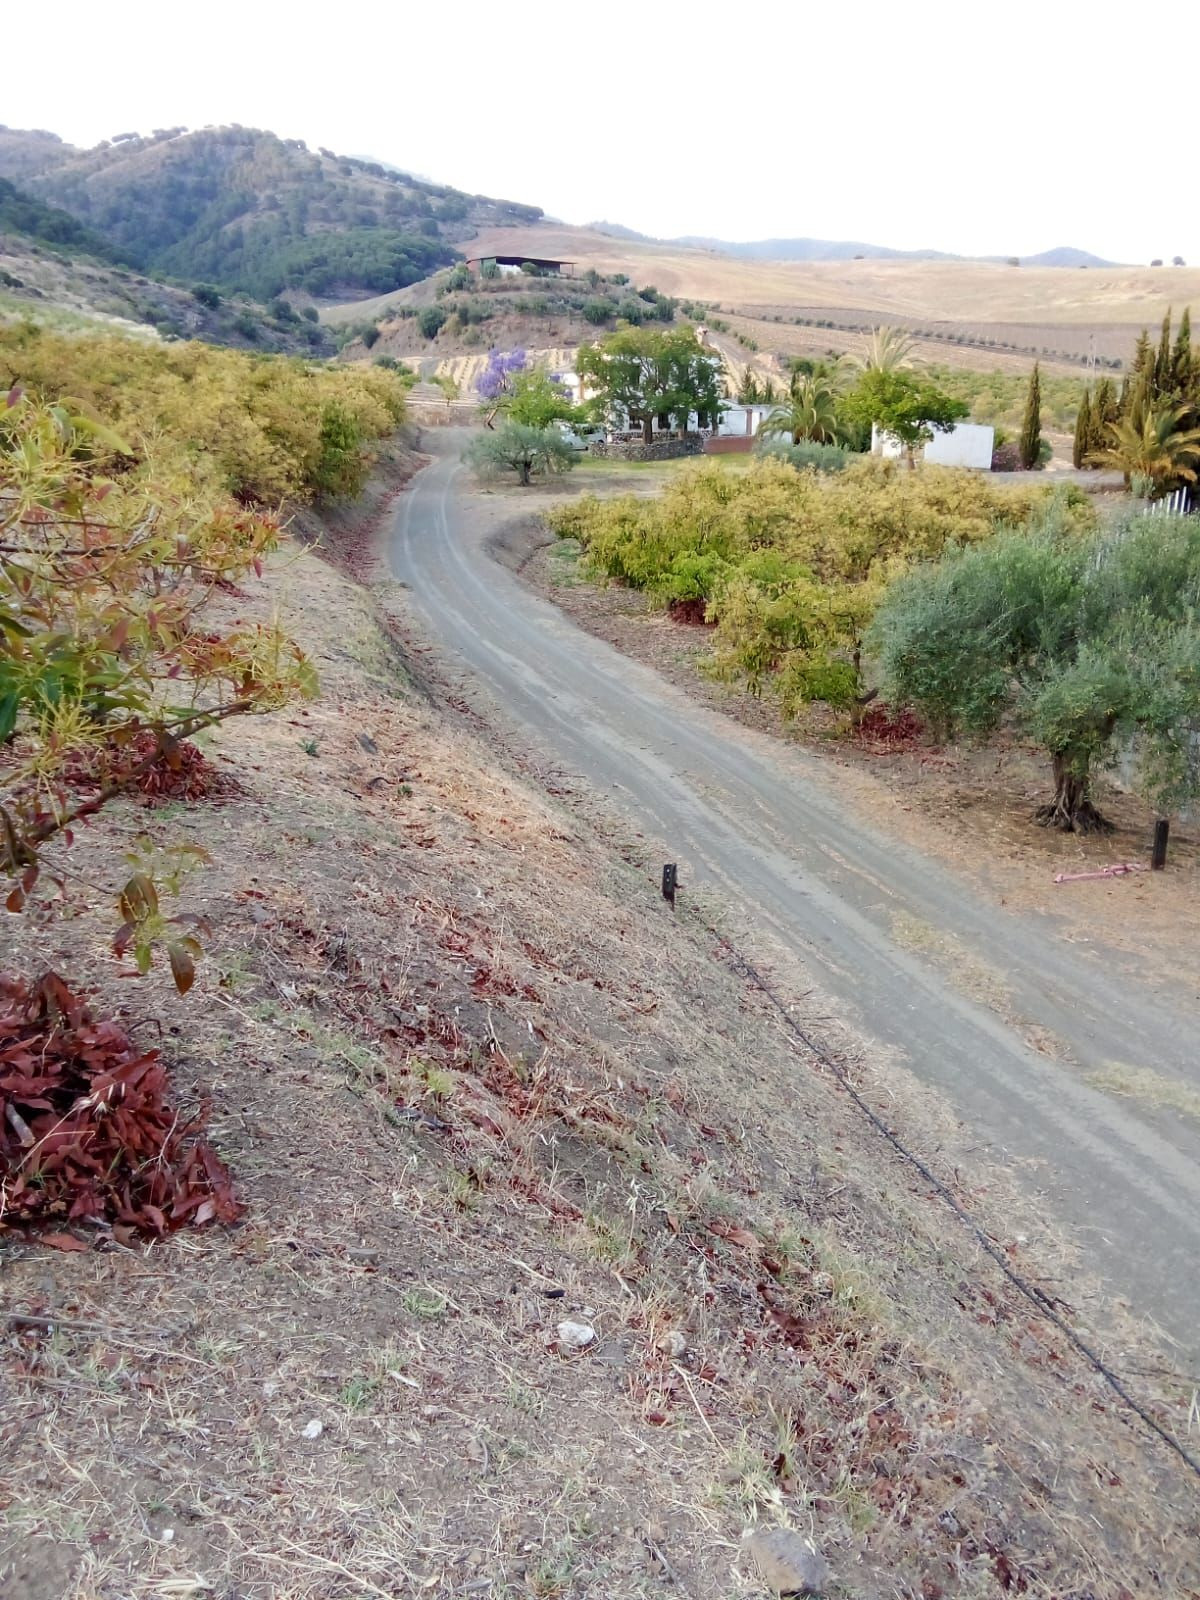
(478, 348, 527, 424)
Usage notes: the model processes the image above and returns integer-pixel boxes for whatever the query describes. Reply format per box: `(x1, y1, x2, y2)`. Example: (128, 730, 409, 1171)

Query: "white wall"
(871, 421, 995, 469)
(924, 422, 995, 469)
(718, 402, 772, 437)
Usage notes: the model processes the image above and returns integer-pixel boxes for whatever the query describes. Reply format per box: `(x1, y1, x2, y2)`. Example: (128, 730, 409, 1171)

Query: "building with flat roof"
(466, 255, 575, 278)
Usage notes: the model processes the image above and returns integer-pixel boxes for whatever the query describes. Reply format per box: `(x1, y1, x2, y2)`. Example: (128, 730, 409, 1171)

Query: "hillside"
(5, 441, 1200, 1598)
(0, 125, 542, 302)
(1023, 245, 1116, 268)
(0, 176, 126, 262)
(0, 233, 334, 355)
(590, 222, 1120, 268)
(455, 221, 1200, 366)
(674, 234, 961, 262)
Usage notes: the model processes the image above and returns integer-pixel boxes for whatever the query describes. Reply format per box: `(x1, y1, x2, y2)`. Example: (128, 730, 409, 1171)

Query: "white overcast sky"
(5, 0, 1195, 265)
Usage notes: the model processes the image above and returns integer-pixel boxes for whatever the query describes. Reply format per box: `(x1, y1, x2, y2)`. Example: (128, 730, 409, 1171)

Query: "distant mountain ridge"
(0, 124, 542, 301)
(587, 220, 1120, 268)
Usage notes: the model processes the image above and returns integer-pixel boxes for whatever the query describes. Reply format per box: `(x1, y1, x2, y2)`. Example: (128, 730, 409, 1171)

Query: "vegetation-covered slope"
(0, 234, 336, 354)
(0, 176, 125, 262)
(0, 125, 543, 301)
(0, 322, 408, 503)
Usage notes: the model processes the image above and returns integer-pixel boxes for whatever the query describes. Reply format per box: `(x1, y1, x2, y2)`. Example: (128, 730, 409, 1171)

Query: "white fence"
(1140, 487, 1194, 518)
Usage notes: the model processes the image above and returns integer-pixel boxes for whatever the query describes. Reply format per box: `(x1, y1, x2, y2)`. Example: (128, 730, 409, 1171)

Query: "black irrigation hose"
(676, 896, 1200, 1483)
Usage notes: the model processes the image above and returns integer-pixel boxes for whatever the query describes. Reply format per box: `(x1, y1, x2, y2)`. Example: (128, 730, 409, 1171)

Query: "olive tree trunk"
(1035, 752, 1112, 833)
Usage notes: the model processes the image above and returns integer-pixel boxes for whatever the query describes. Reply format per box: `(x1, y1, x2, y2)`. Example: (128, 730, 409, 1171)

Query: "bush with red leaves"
(0, 973, 241, 1244)
(855, 704, 925, 748)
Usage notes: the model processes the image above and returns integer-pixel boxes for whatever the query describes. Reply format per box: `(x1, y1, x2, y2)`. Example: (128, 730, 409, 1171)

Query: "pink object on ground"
(1053, 863, 1146, 884)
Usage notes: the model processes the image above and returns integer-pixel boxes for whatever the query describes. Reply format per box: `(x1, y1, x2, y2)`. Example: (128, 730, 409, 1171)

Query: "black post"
(661, 863, 678, 908)
(1152, 818, 1169, 870)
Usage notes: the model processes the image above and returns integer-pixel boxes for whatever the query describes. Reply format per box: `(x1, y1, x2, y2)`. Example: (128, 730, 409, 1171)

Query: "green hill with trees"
(0, 176, 127, 262)
(0, 125, 543, 302)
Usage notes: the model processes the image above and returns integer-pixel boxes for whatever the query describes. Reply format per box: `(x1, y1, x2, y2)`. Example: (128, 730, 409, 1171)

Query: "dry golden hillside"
(463, 223, 1200, 357)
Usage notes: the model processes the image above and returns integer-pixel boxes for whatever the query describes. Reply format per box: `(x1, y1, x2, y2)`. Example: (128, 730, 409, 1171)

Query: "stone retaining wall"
(590, 435, 704, 462)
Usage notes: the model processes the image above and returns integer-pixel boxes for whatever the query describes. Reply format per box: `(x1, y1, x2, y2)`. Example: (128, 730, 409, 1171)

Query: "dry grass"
(2, 497, 1199, 1599)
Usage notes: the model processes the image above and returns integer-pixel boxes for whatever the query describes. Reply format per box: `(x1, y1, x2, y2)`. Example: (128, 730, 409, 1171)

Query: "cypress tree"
(1153, 310, 1173, 398)
(1073, 390, 1091, 468)
(1131, 328, 1153, 382)
(1172, 306, 1192, 399)
(1125, 369, 1152, 435)
(1019, 361, 1042, 469)
(1092, 377, 1117, 456)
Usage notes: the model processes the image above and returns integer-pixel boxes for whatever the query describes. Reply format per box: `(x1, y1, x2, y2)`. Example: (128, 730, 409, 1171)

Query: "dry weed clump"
(0, 972, 240, 1242)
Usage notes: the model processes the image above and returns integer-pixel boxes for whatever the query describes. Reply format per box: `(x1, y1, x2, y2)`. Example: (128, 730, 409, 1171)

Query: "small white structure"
(871, 421, 994, 469)
(924, 422, 995, 469)
(718, 402, 774, 438)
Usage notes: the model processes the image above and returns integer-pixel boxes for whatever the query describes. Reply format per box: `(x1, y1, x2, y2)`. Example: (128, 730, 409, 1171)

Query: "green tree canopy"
(869, 510, 1200, 831)
(842, 370, 967, 467)
(495, 368, 583, 431)
(576, 326, 724, 443)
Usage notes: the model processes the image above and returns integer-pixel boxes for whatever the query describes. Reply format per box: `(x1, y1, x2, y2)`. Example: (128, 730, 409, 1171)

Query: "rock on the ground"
(745, 1526, 829, 1596)
(556, 1319, 595, 1350)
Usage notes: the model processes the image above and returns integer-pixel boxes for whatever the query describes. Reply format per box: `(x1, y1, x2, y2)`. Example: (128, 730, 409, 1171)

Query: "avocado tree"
(869, 509, 1200, 831)
(842, 369, 967, 468)
(0, 392, 317, 987)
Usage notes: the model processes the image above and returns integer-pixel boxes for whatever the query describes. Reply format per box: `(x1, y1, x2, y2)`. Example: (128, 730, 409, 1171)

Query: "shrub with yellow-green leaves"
(551, 457, 1095, 714)
(0, 323, 408, 506)
(0, 384, 324, 992)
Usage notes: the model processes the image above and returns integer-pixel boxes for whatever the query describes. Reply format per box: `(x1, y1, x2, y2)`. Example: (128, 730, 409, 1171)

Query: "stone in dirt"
(745, 1527, 829, 1596)
(555, 1319, 595, 1349)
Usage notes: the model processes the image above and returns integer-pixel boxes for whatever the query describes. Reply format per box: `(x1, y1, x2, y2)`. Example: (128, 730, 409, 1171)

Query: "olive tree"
(868, 508, 1200, 831)
(463, 422, 575, 486)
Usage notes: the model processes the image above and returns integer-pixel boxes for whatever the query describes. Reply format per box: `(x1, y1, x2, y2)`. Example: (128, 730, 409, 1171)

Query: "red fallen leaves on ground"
(0, 972, 242, 1242)
(667, 598, 714, 627)
(854, 704, 926, 750)
(59, 732, 235, 803)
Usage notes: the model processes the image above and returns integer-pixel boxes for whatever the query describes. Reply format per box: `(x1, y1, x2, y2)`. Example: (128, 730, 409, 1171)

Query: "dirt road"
(390, 436, 1200, 1361)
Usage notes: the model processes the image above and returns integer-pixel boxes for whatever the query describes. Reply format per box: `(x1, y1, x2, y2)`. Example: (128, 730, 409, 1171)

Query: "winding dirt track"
(391, 435, 1200, 1361)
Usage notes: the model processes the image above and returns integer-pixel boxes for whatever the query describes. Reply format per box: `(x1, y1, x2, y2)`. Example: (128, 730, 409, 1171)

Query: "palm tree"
(1092, 402, 1200, 494)
(851, 325, 917, 374)
(788, 354, 852, 389)
(760, 374, 842, 444)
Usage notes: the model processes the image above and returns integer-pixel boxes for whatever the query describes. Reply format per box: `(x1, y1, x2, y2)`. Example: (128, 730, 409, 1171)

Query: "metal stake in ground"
(1152, 818, 1170, 870)
(661, 863, 678, 908)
